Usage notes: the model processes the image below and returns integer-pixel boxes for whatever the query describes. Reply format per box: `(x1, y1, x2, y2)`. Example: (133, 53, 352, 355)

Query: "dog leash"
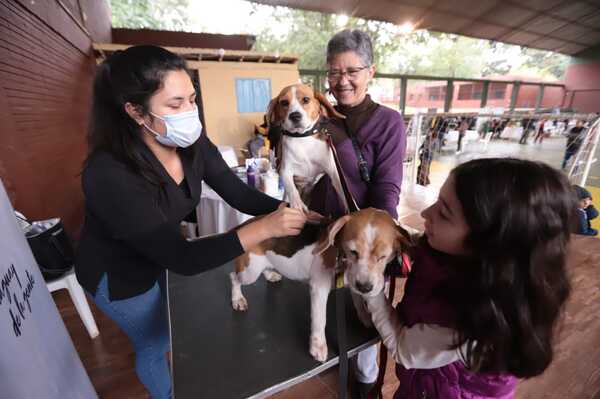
(325, 133, 360, 213)
(325, 127, 404, 399)
(322, 129, 359, 399)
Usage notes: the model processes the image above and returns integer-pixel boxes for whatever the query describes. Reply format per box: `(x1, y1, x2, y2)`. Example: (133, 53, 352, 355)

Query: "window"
(427, 87, 441, 101)
(472, 83, 483, 99)
(235, 78, 272, 113)
(458, 83, 484, 100)
(490, 83, 507, 99)
(458, 84, 472, 100)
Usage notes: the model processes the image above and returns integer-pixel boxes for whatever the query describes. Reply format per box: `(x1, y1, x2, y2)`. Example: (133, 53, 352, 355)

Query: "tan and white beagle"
(230, 208, 412, 362)
(267, 83, 349, 213)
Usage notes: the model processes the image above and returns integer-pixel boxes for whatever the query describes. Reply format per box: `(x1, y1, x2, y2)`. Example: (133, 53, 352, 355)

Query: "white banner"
(0, 179, 97, 399)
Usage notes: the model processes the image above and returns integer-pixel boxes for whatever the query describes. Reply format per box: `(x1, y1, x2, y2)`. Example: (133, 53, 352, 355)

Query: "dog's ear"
(394, 223, 415, 275)
(266, 95, 280, 126)
(395, 223, 415, 253)
(314, 91, 345, 119)
(313, 215, 351, 255)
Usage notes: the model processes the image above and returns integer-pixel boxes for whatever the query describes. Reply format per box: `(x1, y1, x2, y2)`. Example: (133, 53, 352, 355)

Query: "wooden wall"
(192, 61, 300, 155)
(0, 0, 111, 238)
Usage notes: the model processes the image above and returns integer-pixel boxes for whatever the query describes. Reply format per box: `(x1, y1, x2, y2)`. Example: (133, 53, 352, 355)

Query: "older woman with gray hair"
(309, 29, 406, 399)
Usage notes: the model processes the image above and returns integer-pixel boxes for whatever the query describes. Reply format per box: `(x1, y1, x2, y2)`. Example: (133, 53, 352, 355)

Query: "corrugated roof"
(249, 0, 600, 55)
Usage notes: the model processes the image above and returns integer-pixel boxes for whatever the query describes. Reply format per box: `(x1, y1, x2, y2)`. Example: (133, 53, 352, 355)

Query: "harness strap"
(325, 126, 360, 399)
(326, 133, 360, 213)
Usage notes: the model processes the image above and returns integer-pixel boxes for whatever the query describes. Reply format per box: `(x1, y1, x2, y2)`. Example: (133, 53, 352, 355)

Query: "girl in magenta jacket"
(365, 158, 574, 398)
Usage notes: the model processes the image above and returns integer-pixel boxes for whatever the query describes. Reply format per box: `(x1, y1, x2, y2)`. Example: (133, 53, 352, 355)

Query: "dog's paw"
(263, 269, 283, 282)
(309, 335, 328, 362)
(232, 296, 248, 311)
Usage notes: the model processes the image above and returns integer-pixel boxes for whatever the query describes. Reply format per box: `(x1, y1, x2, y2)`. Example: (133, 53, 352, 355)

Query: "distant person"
(456, 117, 468, 154)
(492, 118, 509, 139)
(574, 185, 598, 236)
(533, 119, 546, 144)
(519, 117, 535, 144)
(477, 119, 488, 140)
(417, 131, 434, 186)
(562, 120, 586, 170)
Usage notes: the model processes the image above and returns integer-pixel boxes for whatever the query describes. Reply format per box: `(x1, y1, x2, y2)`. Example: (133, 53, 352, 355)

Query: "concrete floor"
(419, 135, 600, 231)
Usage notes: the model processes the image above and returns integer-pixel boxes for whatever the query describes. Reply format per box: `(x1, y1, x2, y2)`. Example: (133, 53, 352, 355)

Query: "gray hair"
(326, 29, 374, 66)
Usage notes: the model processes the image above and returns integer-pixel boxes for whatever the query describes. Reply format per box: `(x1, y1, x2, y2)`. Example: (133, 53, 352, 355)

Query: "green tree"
(109, 0, 569, 80)
(520, 48, 569, 79)
(252, 6, 405, 71)
(110, 0, 191, 31)
(251, 7, 568, 80)
(395, 33, 488, 78)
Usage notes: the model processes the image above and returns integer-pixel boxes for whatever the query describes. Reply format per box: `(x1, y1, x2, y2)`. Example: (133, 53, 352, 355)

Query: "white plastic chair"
(47, 268, 100, 339)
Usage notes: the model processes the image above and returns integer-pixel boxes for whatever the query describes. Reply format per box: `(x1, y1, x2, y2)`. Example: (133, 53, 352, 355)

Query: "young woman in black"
(75, 45, 308, 398)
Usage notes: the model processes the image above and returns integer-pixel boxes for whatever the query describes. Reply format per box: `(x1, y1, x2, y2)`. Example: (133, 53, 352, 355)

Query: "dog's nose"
(288, 112, 302, 123)
(355, 281, 373, 294)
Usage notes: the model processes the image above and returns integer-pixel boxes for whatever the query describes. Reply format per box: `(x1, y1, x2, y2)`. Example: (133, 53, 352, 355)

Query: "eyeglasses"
(326, 66, 370, 81)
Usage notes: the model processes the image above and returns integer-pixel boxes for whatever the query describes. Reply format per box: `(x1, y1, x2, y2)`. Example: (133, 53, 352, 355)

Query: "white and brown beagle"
(230, 208, 412, 362)
(267, 83, 349, 213)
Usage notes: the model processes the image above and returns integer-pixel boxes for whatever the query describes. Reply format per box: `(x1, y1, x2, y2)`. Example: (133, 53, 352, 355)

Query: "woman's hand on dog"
(264, 203, 308, 237)
(237, 203, 309, 250)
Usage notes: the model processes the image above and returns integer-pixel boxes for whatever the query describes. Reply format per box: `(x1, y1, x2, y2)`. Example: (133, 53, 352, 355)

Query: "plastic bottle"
(246, 162, 257, 188)
(263, 168, 279, 197)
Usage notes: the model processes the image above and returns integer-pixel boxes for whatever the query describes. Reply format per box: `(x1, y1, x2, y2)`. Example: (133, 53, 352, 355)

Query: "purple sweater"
(310, 102, 406, 219)
(395, 242, 518, 398)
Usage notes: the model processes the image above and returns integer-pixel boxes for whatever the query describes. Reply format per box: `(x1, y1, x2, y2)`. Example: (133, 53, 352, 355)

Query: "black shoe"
(352, 380, 377, 399)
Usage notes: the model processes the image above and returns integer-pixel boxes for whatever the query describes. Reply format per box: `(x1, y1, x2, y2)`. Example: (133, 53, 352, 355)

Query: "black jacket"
(75, 134, 281, 300)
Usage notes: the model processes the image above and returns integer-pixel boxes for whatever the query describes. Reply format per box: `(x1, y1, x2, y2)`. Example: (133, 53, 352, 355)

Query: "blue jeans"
(355, 344, 379, 383)
(90, 274, 171, 399)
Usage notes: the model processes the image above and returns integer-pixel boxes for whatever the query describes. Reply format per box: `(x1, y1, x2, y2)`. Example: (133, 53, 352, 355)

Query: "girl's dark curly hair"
(449, 158, 575, 378)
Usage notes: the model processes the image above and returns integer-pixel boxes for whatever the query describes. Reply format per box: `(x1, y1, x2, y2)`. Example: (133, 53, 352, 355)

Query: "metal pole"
(480, 81, 489, 109)
(316, 72, 323, 93)
(509, 82, 521, 112)
(412, 113, 423, 185)
(535, 84, 545, 111)
(444, 80, 454, 112)
(578, 119, 600, 187)
(399, 77, 407, 116)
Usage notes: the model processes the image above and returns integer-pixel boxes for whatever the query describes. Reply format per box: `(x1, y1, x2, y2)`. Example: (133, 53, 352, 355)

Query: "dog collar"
(335, 271, 345, 289)
(334, 249, 346, 289)
(281, 118, 329, 138)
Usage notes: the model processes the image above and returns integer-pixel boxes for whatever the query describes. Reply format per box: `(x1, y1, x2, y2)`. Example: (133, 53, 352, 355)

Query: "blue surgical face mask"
(144, 107, 202, 148)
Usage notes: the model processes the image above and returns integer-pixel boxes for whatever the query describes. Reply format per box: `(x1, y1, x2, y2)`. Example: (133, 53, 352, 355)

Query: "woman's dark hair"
(85, 45, 190, 186)
(449, 158, 575, 378)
